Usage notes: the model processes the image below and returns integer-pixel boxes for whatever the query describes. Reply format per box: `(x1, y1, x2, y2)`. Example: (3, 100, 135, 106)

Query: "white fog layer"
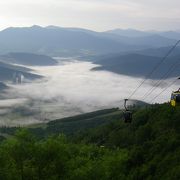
(0, 61, 178, 126)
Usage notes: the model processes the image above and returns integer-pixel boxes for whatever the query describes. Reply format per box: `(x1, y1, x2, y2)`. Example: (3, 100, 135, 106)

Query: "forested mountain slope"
(0, 103, 179, 179)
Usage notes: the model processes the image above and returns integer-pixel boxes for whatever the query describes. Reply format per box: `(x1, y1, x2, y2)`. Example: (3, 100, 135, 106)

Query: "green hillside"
(0, 103, 179, 180)
(0, 108, 122, 138)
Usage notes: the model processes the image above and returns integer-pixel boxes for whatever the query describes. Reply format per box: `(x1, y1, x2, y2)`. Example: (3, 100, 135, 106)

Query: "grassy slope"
(0, 108, 122, 137)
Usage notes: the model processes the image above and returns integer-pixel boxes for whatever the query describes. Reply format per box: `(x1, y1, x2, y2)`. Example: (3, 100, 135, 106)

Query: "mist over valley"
(0, 26, 179, 126)
(0, 59, 178, 126)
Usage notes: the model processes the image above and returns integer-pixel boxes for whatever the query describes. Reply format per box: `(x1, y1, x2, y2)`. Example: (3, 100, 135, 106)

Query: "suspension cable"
(142, 60, 180, 101)
(128, 40, 180, 99)
(149, 77, 180, 103)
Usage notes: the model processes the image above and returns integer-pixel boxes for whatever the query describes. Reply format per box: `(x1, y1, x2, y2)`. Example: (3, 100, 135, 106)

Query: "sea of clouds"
(0, 60, 179, 126)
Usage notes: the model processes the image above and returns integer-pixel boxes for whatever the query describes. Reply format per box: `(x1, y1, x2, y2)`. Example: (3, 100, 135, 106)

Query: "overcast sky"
(0, 0, 180, 31)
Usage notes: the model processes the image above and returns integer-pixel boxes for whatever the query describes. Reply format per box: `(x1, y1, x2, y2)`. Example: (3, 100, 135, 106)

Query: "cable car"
(170, 89, 180, 107)
(123, 99, 132, 123)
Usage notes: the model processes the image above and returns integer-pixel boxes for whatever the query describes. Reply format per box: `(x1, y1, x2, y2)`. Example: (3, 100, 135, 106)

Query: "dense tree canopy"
(0, 103, 179, 179)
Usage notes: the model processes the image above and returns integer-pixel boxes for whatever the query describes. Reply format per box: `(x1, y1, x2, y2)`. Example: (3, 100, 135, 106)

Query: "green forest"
(0, 103, 179, 180)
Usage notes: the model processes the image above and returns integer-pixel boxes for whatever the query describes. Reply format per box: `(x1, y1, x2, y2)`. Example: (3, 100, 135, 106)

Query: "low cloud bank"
(0, 61, 178, 126)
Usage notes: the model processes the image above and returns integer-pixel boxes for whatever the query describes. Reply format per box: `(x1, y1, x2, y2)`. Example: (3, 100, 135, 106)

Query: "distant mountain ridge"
(0, 61, 42, 82)
(0, 26, 136, 56)
(105, 28, 151, 37)
(135, 46, 180, 57)
(0, 26, 178, 57)
(105, 28, 180, 40)
(0, 52, 57, 66)
(92, 53, 180, 79)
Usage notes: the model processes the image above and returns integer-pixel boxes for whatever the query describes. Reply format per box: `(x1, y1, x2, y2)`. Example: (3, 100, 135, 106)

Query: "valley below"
(0, 59, 178, 126)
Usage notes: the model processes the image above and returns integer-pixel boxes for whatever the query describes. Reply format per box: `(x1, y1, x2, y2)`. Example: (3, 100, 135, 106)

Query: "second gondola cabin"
(123, 110, 132, 123)
(123, 99, 133, 123)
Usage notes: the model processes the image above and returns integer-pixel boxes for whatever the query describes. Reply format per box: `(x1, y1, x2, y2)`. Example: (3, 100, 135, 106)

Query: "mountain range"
(92, 53, 180, 79)
(0, 52, 58, 83)
(0, 61, 42, 82)
(0, 26, 179, 57)
(105, 29, 180, 39)
(0, 26, 133, 56)
(0, 52, 57, 66)
(0, 25, 179, 81)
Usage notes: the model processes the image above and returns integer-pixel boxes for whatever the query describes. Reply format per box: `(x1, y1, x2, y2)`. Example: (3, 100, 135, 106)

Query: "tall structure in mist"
(12, 72, 24, 84)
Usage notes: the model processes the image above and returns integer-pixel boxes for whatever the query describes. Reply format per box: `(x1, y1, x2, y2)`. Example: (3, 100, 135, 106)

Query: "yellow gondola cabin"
(170, 89, 180, 107)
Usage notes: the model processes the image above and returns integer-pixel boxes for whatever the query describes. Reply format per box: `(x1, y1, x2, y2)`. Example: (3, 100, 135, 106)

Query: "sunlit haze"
(0, 0, 180, 31)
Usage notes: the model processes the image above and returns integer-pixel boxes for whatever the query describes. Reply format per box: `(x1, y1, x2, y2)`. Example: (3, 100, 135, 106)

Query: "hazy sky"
(0, 0, 180, 31)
